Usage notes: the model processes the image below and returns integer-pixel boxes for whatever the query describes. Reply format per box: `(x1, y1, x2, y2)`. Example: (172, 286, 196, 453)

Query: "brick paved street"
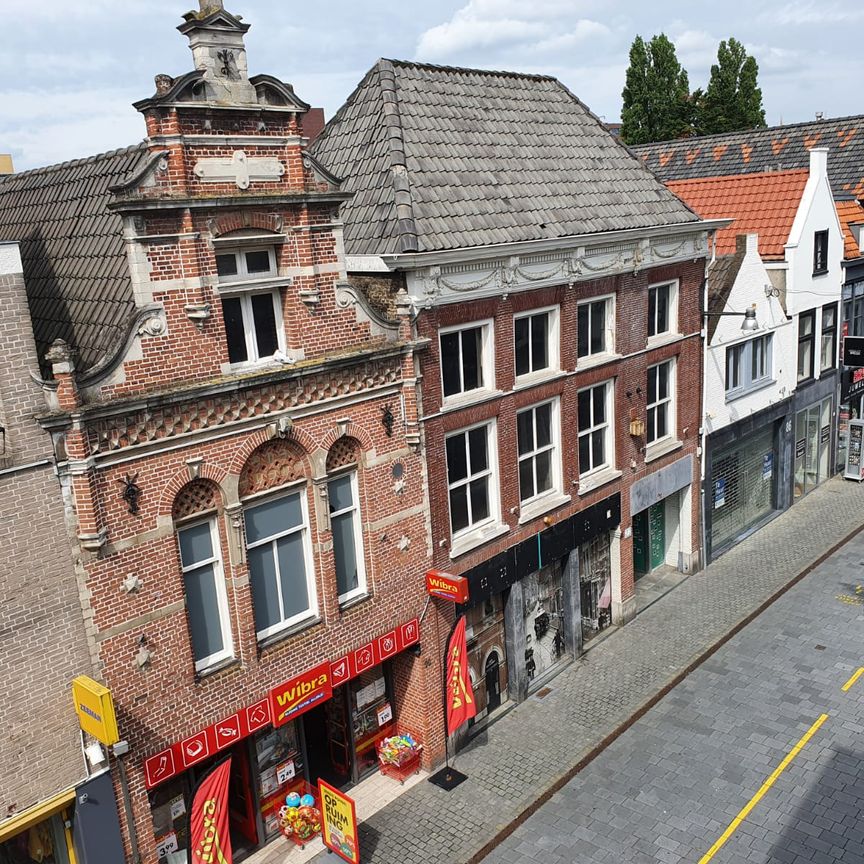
(307, 477, 864, 864)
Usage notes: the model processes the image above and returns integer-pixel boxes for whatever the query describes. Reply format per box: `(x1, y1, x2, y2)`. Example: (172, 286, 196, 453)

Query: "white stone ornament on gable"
(193, 150, 285, 190)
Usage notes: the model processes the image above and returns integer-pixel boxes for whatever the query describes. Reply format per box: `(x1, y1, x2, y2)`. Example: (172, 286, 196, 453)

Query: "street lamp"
(704, 305, 759, 332)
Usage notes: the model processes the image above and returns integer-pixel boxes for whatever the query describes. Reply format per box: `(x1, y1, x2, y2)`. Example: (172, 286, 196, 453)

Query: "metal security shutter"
(711, 425, 775, 551)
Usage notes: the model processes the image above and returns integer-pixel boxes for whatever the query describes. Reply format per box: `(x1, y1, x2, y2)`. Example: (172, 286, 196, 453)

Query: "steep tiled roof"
(0, 145, 147, 374)
(836, 198, 864, 260)
(666, 170, 809, 260)
(311, 59, 699, 256)
(631, 115, 864, 199)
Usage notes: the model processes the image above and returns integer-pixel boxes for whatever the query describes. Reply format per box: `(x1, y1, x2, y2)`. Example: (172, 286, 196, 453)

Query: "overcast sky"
(3, 0, 863, 170)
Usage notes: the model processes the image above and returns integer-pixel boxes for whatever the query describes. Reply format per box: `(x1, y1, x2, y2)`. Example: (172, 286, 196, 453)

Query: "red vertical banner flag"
(445, 615, 476, 734)
(188, 756, 233, 864)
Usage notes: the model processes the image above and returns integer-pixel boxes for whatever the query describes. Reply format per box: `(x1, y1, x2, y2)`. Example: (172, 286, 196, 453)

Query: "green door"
(649, 502, 666, 570)
(633, 509, 648, 576)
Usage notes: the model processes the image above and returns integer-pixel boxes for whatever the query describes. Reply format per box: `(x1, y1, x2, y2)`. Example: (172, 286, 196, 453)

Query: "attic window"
(191, 82, 206, 101)
(216, 247, 277, 281)
(257, 85, 287, 106)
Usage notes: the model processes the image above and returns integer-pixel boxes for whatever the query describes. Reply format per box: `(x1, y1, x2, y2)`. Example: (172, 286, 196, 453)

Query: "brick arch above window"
(326, 436, 362, 472)
(239, 439, 307, 498)
(172, 478, 222, 521)
(157, 461, 228, 517)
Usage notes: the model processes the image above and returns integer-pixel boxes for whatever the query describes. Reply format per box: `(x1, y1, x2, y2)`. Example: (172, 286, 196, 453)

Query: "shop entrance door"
(485, 652, 501, 713)
(649, 502, 665, 570)
(228, 744, 258, 854)
(302, 696, 350, 791)
(633, 509, 648, 577)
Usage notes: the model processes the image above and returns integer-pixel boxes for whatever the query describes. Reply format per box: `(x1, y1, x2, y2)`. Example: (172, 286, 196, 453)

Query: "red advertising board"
(143, 617, 421, 789)
(425, 569, 470, 604)
(270, 661, 332, 728)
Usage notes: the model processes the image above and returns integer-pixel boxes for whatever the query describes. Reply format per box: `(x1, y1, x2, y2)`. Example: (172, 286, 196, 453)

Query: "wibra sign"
(425, 570, 469, 604)
(270, 662, 332, 727)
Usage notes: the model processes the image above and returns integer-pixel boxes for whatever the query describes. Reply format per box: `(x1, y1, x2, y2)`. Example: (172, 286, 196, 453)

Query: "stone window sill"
(449, 521, 510, 559)
(339, 592, 373, 613)
(513, 369, 566, 391)
(578, 467, 623, 496)
(644, 438, 683, 464)
(518, 491, 571, 525)
(258, 616, 321, 652)
(575, 352, 621, 372)
(195, 656, 241, 682)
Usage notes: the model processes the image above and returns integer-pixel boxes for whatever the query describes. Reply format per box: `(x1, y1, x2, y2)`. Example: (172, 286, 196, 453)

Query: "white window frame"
(517, 399, 562, 505)
(646, 359, 675, 446)
(445, 420, 499, 540)
(647, 280, 679, 341)
(439, 319, 495, 403)
(725, 334, 773, 399)
(328, 470, 367, 605)
(244, 487, 318, 641)
(577, 294, 615, 362)
(177, 516, 233, 673)
(577, 380, 615, 478)
(221, 289, 286, 366)
(216, 246, 278, 282)
(514, 305, 560, 382)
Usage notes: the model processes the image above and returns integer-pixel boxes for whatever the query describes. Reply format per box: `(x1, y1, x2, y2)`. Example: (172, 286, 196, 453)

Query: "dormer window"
(216, 247, 277, 281)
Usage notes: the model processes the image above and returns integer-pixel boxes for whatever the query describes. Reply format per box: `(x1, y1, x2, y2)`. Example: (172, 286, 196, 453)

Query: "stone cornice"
(108, 190, 351, 213)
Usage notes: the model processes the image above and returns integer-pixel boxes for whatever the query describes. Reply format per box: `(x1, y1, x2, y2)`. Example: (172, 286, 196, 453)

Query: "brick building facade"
(0, 5, 443, 863)
(312, 59, 720, 727)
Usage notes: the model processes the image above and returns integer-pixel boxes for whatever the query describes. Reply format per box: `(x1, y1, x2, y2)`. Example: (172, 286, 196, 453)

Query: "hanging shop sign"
(143, 618, 421, 789)
(270, 662, 332, 728)
(71, 675, 119, 747)
(425, 570, 470, 604)
(843, 335, 864, 367)
(319, 779, 359, 863)
(842, 367, 864, 401)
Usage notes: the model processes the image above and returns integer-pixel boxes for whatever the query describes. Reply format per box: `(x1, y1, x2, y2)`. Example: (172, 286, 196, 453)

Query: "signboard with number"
(319, 779, 359, 863)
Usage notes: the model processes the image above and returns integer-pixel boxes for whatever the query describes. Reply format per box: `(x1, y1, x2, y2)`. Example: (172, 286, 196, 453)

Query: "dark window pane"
(647, 406, 657, 443)
(277, 532, 310, 619)
(327, 475, 354, 513)
(179, 522, 213, 567)
(245, 494, 302, 544)
(441, 332, 461, 396)
(535, 404, 552, 447)
(535, 451, 553, 493)
(469, 477, 489, 523)
(592, 430, 605, 467)
(248, 544, 280, 632)
(578, 389, 591, 430)
(590, 302, 605, 354)
(593, 385, 605, 423)
(517, 411, 534, 455)
(245, 250, 272, 274)
(519, 458, 535, 501)
(461, 328, 482, 390)
(468, 427, 488, 472)
(332, 512, 359, 596)
(222, 297, 248, 363)
(579, 433, 591, 473)
(648, 288, 657, 336)
(185, 563, 223, 661)
(656, 404, 667, 439)
(449, 486, 469, 533)
(446, 434, 468, 483)
(531, 314, 548, 370)
(515, 317, 530, 376)
(577, 305, 589, 357)
(251, 293, 278, 358)
(656, 285, 669, 333)
(657, 362, 669, 399)
(647, 367, 657, 404)
(216, 253, 238, 277)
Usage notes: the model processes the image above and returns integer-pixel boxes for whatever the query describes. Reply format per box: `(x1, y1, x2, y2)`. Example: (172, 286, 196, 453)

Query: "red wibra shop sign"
(143, 617, 420, 789)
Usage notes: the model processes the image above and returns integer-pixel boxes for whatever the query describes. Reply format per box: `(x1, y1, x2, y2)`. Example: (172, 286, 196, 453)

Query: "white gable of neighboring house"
(704, 234, 795, 436)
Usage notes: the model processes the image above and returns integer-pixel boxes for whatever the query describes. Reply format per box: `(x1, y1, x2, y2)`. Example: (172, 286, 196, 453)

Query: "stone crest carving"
(194, 150, 285, 190)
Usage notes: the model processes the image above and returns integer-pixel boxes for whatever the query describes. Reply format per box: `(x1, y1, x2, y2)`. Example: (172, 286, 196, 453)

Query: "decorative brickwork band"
(238, 439, 307, 498)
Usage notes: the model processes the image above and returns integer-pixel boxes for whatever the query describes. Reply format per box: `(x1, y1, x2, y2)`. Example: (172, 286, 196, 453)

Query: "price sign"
(277, 760, 296, 784)
(155, 833, 178, 859)
(377, 703, 393, 726)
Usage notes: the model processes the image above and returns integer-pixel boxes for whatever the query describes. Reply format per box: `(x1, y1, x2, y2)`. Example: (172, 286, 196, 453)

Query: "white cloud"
(769, 1, 864, 25)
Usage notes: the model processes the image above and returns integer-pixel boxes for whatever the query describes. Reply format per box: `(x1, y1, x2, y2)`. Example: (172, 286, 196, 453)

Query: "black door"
(485, 652, 501, 713)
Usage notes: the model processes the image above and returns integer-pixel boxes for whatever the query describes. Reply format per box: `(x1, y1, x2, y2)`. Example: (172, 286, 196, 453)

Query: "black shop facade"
(144, 618, 419, 862)
(454, 494, 620, 732)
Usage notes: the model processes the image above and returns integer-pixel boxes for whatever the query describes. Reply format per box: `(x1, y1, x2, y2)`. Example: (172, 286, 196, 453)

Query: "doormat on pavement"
(428, 767, 468, 791)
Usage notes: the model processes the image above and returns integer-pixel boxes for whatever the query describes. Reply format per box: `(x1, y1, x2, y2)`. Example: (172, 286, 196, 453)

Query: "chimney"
(0, 155, 13, 175)
(808, 146, 828, 180)
(198, 0, 224, 10)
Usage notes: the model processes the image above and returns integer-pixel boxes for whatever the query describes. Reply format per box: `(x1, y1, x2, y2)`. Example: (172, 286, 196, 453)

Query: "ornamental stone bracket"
(412, 231, 709, 304)
(193, 150, 285, 190)
(335, 281, 399, 339)
(137, 308, 168, 338)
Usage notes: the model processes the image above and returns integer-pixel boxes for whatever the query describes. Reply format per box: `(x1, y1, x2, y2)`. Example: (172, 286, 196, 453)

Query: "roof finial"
(198, 0, 224, 11)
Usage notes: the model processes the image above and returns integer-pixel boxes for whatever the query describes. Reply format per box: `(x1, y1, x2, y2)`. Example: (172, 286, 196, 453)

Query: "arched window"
(326, 438, 366, 604)
(239, 440, 317, 640)
(173, 480, 233, 672)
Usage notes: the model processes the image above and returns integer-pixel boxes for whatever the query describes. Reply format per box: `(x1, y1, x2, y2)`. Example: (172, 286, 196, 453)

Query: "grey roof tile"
(0, 144, 147, 374)
(311, 59, 698, 256)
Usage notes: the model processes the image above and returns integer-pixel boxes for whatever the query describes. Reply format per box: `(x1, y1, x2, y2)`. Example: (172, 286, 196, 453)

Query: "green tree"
(698, 37, 766, 134)
(620, 34, 694, 145)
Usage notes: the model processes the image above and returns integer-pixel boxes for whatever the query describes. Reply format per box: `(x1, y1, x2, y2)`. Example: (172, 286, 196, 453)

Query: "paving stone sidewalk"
(311, 477, 864, 864)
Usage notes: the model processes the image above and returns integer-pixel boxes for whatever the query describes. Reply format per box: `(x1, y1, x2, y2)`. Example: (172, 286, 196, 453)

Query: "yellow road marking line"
(842, 668, 864, 692)
(698, 713, 828, 864)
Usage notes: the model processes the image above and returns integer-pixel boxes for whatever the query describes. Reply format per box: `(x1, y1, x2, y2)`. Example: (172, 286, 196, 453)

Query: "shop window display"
(522, 563, 566, 685)
(0, 817, 67, 864)
(579, 533, 612, 640)
(150, 775, 190, 862)
(351, 670, 394, 780)
(256, 723, 304, 839)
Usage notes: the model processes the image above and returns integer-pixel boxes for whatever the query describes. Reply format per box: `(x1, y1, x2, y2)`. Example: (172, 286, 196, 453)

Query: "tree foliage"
(698, 38, 766, 135)
(620, 34, 694, 146)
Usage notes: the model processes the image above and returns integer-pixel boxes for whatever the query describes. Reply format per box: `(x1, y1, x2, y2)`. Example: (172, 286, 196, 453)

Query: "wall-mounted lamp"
(764, 284, 781, 298)
(704, 305, 760, 332)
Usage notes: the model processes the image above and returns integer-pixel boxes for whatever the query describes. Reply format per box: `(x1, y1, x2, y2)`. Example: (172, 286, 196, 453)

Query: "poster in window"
(844, 420, 864, 480)
(376, 703, 393, 726)
(795, 438, 806, 460)
(820, 425, 830, 444)
(169, 796, 186, 821)
(762, 453, 773, 480)
(714, 477, 726, 509)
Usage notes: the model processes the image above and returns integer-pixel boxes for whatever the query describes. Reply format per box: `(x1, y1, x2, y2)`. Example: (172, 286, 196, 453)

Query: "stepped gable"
(0, 144, 147, 375)
(631, 115, 864, 200)
(666, 169, 809, 260)
(311, 59, 699, 256)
